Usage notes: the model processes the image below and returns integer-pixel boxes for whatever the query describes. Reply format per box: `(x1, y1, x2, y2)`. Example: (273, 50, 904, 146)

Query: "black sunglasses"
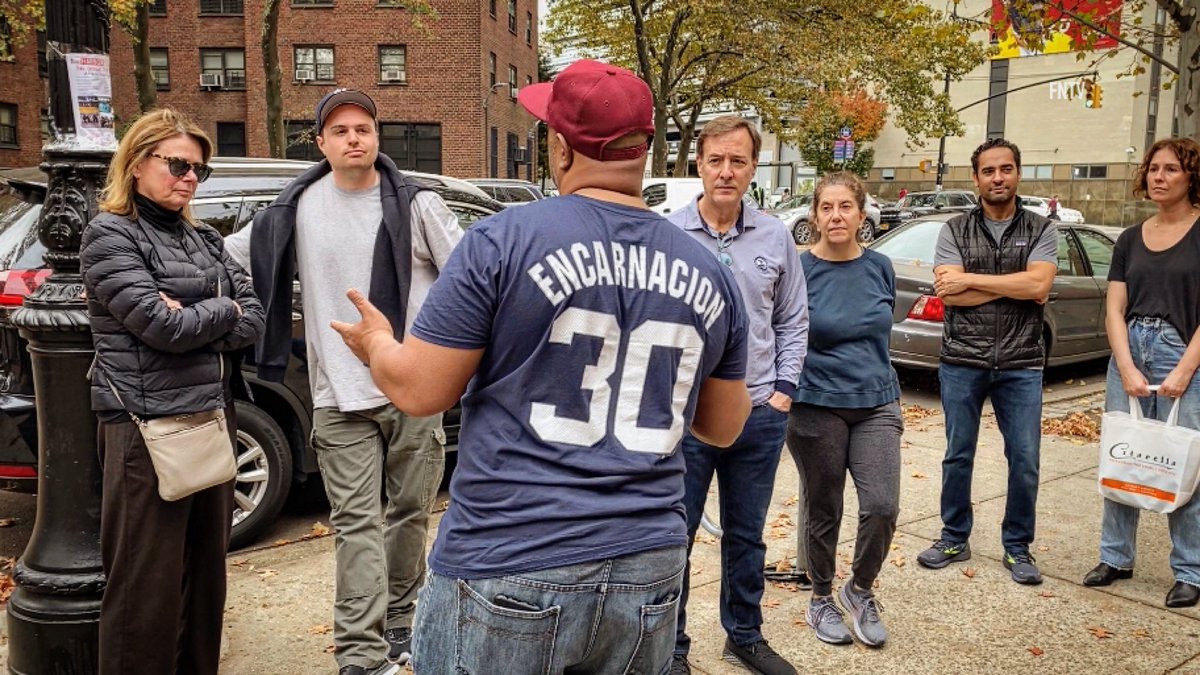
(149, 153, 212, 183)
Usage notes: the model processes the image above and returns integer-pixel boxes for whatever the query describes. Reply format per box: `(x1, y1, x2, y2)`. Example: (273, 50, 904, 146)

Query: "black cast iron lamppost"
(5, 0, 113, 672)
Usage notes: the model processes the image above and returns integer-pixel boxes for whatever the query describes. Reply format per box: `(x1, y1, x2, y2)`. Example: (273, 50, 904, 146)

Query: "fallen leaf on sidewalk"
(763, 599, 781, 609)
(258, 569, 278, 579)
(1086, 626, 1114, 639)
(962, 568, 977, 578)
(835, 568, 847, 580)
(311, 522, 332, 537)
(0, 518, 18, 528)
(1038, 545, 1050, 552)
(902, 404, 939, 423)
(1028, 647, 1044, 656)
(1039, 590, 1055, 599)
(433, 499, 450, 514)
(774, 559, 794, 573)
(1132, 628, 1151, 639)
(891, 544, 900, 551)
(272, 539, 289, 547)
(1065, 379, 1075, 385)
(783, 495, 798, 507)
(770, 513, 794, 527)
(324, 644, 336, 654)
(771, 582, 800, 593)
(695, 533, 716, 545)
(793, 618, 807, 627)
(230, 559, 249, 567)
(891, 556, 906, 568)
(1041, 412, 1100, 441)
(690, 566, 704, 576)
(309, 624, 332, 635)
(0, 573, 14, 605)
(911, 472, 926, 479)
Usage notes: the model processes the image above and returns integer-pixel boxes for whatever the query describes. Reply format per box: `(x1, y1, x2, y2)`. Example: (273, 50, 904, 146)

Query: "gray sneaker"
(917, 539, 971, 569)
(1003, 551, 1043, 585)
(805, 596, 852, 645)
(838, 581, 887, 648)
(338, 663, 400, 675)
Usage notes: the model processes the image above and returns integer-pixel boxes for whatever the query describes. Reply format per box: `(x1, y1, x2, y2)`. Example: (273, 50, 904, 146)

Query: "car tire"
(793, 220, 813, 245)
(229, 400, 294, 550)
(859, 220, 875, 243)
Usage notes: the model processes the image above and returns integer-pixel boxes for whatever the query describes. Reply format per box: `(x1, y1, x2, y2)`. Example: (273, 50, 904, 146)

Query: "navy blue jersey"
(410, 195, 748, 578)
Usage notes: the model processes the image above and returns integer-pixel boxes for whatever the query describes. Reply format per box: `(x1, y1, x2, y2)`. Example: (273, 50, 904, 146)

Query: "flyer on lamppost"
(64, 52, 116, 146)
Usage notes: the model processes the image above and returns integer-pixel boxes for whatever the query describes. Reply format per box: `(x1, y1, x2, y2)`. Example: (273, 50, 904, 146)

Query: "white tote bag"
(1098, 387, 1200, 514)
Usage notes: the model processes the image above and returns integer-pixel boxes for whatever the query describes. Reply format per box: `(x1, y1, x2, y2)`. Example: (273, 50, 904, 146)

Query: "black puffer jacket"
(80, 209, 265, 416)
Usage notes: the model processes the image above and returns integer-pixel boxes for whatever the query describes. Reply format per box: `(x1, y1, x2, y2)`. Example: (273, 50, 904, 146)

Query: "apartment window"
(379, 122, 442, 173)
(506, 132, 518, 178)
(1071, 164, 1108, 180)
(200, 0, 242, 13)
(36, 31, 46, 78)
(507, 0, 517, 33)
(880, 168, 895, 180)
(292, 0, 333, 5)
(294, 46, 334, 82)
(216, 122, 246, 157)
(488, 52, 496, 87)
(148, 0, 167, 15)
(201, 49, 245, 89)
(0, 104, 16, 147)
(490, 127, 498, 177)
(489, 0, 496, 18)
(150, 49, 170, 90)
(40, 108, 50, 143)
(285, 121, 320, 161)
(508, 65, 517, 99)
(526, 11, 533, 45)
(0, 16, 13, 62)
(379, 46, 406, 83)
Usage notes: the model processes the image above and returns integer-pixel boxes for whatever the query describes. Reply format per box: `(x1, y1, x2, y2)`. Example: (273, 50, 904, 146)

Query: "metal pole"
(6, 0, 112, 672)
(934, 69, 951, 192)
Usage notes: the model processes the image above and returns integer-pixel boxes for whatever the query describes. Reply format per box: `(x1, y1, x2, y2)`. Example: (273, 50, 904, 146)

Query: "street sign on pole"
(845, 140, 856, 161)
(839, 126, 852, 139)
(833, 139, 847, 162)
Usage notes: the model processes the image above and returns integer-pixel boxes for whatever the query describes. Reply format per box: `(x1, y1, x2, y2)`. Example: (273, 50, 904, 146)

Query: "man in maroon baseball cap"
(331, 57, 751, 673)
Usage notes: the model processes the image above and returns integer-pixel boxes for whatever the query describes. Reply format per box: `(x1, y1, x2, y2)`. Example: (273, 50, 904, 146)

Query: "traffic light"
(919, 159, 930, 173)
(1093, 83, 1103, 108)
(1082, 78, 1097, 109)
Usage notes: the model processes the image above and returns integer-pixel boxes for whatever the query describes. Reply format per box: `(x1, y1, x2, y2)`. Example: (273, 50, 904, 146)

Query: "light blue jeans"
(412, 546, 686, 674)
(1101, 317, 1200, 587)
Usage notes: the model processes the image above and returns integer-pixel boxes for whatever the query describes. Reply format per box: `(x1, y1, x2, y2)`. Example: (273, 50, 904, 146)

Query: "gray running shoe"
(805, 596, 852, 645)
(838, 581, 887, 647)
(1004, 551, 1043, 585)
(917, 539, 971, 569)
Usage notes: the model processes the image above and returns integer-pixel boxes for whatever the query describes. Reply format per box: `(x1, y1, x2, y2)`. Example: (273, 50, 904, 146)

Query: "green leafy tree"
(547, 0, 987, 176)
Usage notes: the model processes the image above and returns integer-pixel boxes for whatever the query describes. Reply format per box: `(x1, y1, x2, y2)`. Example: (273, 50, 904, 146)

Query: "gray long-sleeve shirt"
(670, 197, 808, 405)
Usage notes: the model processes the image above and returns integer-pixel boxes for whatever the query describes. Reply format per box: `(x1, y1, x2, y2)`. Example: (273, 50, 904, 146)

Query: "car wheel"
(793, 220, 813, 245)
(229, 400, 294, 550)
(859, 220, 875, 243)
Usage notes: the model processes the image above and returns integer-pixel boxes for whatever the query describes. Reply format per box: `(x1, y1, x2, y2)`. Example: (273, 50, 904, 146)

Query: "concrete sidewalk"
(11, 383, 1198, 674)
(216, 390, 1200, 674)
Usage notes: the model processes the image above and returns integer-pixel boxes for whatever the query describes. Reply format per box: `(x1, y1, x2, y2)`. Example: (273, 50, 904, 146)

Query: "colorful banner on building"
(990, 0, 1122, 60)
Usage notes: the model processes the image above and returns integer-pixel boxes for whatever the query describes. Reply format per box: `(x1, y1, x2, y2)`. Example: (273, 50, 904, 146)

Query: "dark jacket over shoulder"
(81, 211, 266, 415)
(941, 206, 1051, 370)
(249, 153, 426, 382)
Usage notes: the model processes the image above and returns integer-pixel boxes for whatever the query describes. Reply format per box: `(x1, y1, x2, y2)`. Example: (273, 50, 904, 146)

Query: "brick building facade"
(0, 0, 538, 179)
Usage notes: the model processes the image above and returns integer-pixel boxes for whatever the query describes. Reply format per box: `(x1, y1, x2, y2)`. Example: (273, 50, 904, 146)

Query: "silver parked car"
(871, 214, 1119, 369)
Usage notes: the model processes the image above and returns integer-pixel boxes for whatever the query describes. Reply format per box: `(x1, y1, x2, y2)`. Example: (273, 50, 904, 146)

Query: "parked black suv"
(0, 157, 504, 548)
(878, 189, 977, 230)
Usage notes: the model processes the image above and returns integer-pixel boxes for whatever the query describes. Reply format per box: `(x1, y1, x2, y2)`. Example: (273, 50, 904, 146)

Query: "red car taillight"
(0, 269, 52, 307)
(907, 294, 945, 322)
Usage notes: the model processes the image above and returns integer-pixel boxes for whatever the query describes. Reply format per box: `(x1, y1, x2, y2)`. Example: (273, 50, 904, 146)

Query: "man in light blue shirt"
(669, 115, 809, 675)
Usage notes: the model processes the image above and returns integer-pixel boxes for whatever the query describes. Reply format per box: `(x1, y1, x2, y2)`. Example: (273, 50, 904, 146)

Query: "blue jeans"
(411, 546, 686, 674)
(675, 404, 788, 654)
(938, 362, 1043, 554)
(1100, 317, 1200, 587)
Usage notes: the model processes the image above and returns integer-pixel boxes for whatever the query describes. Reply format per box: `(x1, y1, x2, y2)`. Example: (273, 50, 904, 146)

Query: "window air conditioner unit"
(509, 86, 519, 100)
(513, 147, 528, 163)
(295, 68, 314, 82)
(382, 69, 407, 83)
(199, 73, 223, 89)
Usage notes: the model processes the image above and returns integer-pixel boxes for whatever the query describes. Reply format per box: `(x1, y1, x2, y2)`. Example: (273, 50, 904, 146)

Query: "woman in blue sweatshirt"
(789, 172, 902, 649)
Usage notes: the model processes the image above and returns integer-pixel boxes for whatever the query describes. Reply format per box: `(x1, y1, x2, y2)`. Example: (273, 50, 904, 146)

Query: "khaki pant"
(312, 404, 445, 670)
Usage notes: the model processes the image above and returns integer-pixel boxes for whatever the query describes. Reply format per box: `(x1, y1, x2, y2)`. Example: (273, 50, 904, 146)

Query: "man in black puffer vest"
(915, 139, 1058, 586)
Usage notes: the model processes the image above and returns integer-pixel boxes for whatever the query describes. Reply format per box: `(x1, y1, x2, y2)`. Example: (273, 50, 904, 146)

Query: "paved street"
(7, 359, 1200, 673)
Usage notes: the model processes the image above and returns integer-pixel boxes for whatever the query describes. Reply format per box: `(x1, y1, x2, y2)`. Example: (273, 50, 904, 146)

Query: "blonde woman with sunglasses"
(79, 108, 264, 674)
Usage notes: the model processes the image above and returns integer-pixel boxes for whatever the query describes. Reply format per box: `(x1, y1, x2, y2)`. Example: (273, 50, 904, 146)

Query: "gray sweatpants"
(786, 401, 902, 597)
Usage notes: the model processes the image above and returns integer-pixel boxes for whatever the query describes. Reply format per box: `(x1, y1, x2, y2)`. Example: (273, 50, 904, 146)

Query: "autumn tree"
(792, 91, 888, 176)
(546, 0, 988, 176)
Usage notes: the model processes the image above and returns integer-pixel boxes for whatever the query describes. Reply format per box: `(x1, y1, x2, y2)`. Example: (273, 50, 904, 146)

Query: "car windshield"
(906, 193, 936, 208)
(1021, 197, 1043, 207)
(870, 219, 944, 264)
(0, 192, 44, 270)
